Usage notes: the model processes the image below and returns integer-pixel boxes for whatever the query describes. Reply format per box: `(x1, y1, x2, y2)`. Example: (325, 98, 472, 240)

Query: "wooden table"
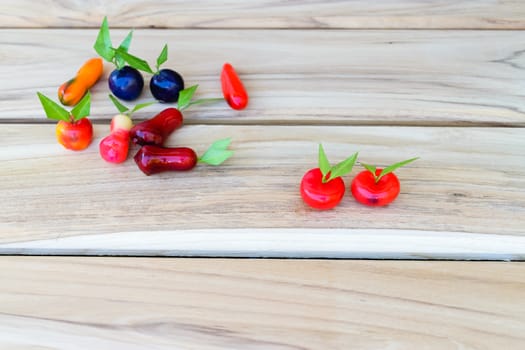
(1, 1, 524, 348)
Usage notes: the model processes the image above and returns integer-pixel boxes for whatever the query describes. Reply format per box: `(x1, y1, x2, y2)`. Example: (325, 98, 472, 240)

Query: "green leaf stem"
(94, 17, 114, 62)
(376, 157, 419, 183)
(70, 91, 91, 121)
(115, 48, 154, 74)
(317, 144, 358, 183)
(156, 44, 168, 71)
(37, 92, 71, 122)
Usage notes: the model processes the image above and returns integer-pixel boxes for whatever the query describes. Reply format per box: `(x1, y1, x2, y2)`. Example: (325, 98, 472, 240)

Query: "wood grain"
(1, 124, 524, 258)
(1, 2, 523, 347)
(1, 0, 525, 29)
(0, 257, 524, 349)
(2, 29, 524, 126)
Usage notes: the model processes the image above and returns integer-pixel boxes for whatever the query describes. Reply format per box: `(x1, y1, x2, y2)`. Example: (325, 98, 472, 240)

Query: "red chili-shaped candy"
(130, 107, 183, 146)
(221, 63, 248, 110)
(134, 145, 197, 175)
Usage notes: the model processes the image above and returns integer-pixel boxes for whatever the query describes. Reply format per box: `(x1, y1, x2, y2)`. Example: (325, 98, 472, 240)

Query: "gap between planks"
(2, 120, 525, 128)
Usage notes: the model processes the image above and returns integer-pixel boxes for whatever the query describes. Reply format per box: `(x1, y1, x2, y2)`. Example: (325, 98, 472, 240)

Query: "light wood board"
(1, 0, 525, 29)
(1, 257, 524, 349)
(1, 29, 525, 126)
(1, 124, 524, 259)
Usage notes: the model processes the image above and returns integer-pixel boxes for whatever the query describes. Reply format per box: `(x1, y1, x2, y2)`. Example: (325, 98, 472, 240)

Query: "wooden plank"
(0, 257, 524, 349)
(2, 29, 524, 126)
(1, 124, 524, 259)
(1, 1, 525, 29)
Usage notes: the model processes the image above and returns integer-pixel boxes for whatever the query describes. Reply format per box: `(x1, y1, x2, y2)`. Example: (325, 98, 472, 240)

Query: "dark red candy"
(130, 107, 183, 146)
(134, 145, 197, 175)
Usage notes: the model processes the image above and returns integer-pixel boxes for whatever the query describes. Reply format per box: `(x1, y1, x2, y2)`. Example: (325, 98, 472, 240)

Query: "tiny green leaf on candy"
(198, 138, 234, 166)
(376, 157, 419, 183)
(37, 92, 70, 122)
(71, 91, 91, 121)
(109, 94, 130, 114)
(94, 16, 114, 62)
(318, 144, 331, 179)
(115, 48, 154, 74)
(156, 44, 168, 71)
(177, 85, 198, 111)
(315, 144, 358, 184)
(118, 30, 133, 51)
(326, 152, 358, 182)
(115, 30, 134, 69)
(361, 163, 377, 176)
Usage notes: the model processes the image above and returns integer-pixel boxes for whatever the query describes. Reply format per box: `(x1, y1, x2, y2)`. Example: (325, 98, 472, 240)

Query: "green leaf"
(318, 144, 331, 179)
(115, 30, 134, 69)
(131, 101, 156, 114)
(70, 91, 91, 121)
(115, 48, 154, 74)
(37, 92, 70, 122)
(118, 30, 133, 51)
(198, 138, 234, 166)
(94, 16, 114, 62)
(326, 152, 359, 182)
(156, 44, 168, 71)
(376, 157, 419, 182)
(361, 163, 377, 175)
(177, 85, 198, 110)
(109, 94, 129, 114)
(199, 149, 234, 166)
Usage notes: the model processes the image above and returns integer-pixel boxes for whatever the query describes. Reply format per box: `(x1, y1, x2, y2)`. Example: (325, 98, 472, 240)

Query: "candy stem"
(180, 97, 224, 111)
(375, 157, 419, 183)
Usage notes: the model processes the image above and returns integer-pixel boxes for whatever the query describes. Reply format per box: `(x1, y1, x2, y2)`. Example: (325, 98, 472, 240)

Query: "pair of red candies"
(300, 145, 418, 209)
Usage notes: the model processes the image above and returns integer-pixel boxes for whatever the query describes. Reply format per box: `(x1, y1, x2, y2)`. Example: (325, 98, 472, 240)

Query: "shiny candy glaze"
(130, 108, 183, 146)
(134, 145, 197, 175)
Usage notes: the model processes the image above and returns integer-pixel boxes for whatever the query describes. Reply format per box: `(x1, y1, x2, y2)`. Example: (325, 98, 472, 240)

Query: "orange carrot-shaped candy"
(58, 58, 103, 106)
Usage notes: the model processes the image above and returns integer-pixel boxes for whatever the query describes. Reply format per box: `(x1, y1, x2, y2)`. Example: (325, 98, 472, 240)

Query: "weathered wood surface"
(2, 29, 524, 126)
(1, 124, 524, 258)
(1, 1, 524, 348)
(1, 0, 525, 29)
(1, 257, 524, 349)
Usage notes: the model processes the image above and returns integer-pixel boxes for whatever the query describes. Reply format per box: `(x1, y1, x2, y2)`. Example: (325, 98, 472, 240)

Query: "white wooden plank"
(2, 229, 524, 260)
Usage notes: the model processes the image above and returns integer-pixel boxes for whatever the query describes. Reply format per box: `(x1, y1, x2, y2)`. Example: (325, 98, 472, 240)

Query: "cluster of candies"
(37, 17, 248, 175)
